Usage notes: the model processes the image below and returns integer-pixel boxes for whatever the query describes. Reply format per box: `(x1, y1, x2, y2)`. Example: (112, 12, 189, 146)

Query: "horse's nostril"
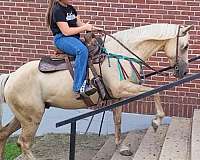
(184, 72, 187, 76)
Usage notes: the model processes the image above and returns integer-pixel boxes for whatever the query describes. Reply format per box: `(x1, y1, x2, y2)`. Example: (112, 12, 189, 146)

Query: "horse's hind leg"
(6, 100, 45, 160)
(16, 122, 40, 160)
(0, 117, 21, 160)
(15, 107, 44, 160)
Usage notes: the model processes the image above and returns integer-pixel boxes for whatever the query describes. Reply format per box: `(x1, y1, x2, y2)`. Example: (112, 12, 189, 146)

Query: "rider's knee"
(77, 45, 88, 56)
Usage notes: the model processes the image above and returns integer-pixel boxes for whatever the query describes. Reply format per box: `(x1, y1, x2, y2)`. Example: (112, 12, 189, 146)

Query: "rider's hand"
(84, 22, 93, 31)
(92, 26, 104, 31)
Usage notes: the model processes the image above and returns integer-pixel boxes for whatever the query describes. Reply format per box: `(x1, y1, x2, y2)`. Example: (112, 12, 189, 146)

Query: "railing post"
(99, 111, 106, 136)
(69, 121, 76, 160)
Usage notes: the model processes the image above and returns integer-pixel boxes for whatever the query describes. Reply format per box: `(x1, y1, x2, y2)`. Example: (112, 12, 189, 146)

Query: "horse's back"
(4, 60, 86, 109)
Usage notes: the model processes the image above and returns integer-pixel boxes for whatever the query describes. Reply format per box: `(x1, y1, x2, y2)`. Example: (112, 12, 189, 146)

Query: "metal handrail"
(142, 55, 200, 79)
(56, 56, 200, 160)
(56, 71, 200, 128)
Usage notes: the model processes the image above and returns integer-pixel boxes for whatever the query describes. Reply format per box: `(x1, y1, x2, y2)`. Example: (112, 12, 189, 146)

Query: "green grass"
(4, 142, 21, 160)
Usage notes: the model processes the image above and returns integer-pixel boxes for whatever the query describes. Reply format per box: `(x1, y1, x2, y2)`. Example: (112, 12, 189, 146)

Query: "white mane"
(106, 23, 179, 44)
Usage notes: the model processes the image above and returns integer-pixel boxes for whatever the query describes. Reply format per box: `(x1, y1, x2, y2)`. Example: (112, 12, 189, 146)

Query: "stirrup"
(80, 81, 97, 97)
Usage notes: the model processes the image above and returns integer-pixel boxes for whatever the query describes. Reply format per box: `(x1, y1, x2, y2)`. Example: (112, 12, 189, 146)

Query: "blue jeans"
(54, 33, 88, 92)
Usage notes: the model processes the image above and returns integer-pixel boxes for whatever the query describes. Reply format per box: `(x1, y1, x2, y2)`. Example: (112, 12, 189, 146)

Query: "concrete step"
(111, 130, 146, 160)
(191, 109, 200, 160)
(132, 125, 168, 160)
(159, 117, 191, 160)
(91, 136, 117, 160)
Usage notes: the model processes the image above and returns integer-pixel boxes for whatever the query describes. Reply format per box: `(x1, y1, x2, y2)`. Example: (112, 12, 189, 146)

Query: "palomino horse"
(0, 24, 191, 159)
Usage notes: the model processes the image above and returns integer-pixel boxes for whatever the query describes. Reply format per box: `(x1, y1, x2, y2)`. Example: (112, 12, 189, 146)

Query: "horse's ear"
(179, 25, 193, 36)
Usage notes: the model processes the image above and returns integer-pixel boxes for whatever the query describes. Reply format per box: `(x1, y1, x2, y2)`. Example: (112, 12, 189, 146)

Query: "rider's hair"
(46, 0, 58, 27)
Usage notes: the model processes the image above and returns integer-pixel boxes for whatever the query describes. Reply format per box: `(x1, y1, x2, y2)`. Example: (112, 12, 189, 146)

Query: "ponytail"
(46, 0, 58, 27)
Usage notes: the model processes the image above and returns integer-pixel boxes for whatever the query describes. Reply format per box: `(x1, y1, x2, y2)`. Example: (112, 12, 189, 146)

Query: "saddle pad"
(39, 56, 68, 73)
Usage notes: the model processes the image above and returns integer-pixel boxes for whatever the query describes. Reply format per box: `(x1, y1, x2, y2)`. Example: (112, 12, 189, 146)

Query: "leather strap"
(88, 60, 99, 78)
(88, 60, 111, 100)
(103, 32, 168, 76)
(175, 25, 181, 65)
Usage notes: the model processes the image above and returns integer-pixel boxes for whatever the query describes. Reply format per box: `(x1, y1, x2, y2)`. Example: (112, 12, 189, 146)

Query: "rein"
(101, 31, 168, 77)
(106, 34, 161, 73)
(97, 27, 181, 78)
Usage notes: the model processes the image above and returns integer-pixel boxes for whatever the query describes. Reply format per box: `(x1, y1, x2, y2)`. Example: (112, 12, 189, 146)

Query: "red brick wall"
(0, 0, 200, 117)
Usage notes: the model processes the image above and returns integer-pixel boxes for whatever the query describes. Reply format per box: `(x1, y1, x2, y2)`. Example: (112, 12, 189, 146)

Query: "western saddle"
(39, 32, 111, 107)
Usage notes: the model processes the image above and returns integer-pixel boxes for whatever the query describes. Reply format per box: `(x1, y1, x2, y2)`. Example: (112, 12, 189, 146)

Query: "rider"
(46, 0, 101, 99)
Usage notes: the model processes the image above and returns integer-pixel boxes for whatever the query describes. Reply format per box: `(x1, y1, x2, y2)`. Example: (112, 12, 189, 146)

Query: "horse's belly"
(46, 95, 88, 109)
(39, 71, 98, 109)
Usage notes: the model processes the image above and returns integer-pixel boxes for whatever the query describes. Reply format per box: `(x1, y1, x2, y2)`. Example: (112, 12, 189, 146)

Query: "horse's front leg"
(112, 106, 122, 146)
(110, 80, 165, 156)
(116, 80, 165, 130)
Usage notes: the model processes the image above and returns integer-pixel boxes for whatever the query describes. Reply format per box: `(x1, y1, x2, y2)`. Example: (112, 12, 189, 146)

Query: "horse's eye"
(183, 44, 189, 50)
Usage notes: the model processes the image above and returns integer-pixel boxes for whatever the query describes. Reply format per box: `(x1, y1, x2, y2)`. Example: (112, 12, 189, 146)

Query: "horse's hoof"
(15, 153, 36, 160)
(152, 121, 158, 132)
(119, 145, 133, 156)
(15, 154, 26, 160)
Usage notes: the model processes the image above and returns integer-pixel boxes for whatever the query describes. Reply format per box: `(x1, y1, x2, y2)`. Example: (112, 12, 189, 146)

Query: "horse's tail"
(0, 103, 2, 129)
(0, 74, 10, 128)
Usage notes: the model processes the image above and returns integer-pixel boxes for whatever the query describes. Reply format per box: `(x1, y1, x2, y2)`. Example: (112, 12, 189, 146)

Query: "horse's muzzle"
(173, 60, 188, 79)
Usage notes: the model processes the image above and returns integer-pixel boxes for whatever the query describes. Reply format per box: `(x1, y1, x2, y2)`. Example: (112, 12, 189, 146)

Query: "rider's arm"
(54, 6, 92, 36)
(57, 22, 88, 36)
(76, 16, 85, 27)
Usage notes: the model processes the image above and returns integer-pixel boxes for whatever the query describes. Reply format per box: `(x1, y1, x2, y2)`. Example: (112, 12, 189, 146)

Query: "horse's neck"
(132, 40, 166, 61)
(105, 38, 166, 62)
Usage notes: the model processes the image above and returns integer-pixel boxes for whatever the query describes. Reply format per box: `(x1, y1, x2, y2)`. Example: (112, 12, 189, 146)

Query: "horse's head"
(164, 25, 192, 78)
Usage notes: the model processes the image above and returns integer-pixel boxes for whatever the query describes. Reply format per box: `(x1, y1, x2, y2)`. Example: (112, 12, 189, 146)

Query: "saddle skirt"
(39, 32, 105, 73)
(39, 56, 68, 73)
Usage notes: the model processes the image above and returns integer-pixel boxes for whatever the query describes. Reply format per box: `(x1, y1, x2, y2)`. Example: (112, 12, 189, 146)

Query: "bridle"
(176, 26, 181, 64)
(99, 25, 183, 76)
(174, 25, 181, 73)
(98, 26, 182, 78)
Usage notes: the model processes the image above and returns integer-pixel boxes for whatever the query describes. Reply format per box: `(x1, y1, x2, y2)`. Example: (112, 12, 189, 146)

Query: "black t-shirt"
(51, 2, 80, 37)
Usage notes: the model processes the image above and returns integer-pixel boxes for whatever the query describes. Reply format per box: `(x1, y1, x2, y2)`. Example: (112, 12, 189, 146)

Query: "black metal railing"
(56, 56, 200, 160)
